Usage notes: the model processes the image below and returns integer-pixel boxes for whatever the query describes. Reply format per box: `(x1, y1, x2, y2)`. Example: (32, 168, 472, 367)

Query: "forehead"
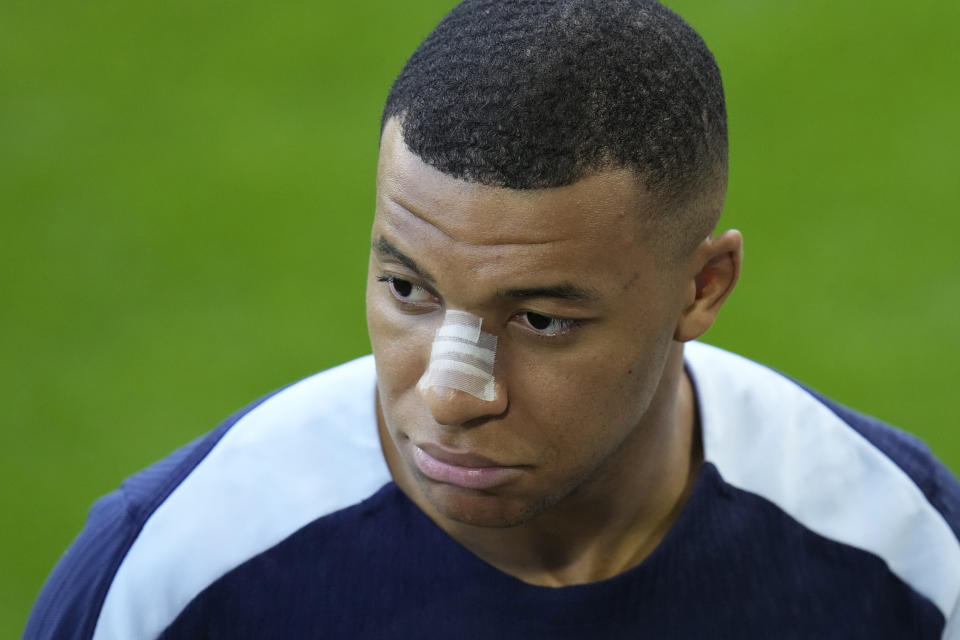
(377, 120, 650, 246)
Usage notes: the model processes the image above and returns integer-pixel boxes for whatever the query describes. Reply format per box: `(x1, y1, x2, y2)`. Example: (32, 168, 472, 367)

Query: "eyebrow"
(496, 284, 596, 303)
(372, 236, 597, 303)
(373, 237, 436, 283)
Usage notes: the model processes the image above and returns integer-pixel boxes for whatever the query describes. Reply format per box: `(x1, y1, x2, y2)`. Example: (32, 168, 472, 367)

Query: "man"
(26, 0, 960, 638)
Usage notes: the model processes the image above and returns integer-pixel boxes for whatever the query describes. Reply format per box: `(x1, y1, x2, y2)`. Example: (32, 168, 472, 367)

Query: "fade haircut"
(382, 0, 728, 257)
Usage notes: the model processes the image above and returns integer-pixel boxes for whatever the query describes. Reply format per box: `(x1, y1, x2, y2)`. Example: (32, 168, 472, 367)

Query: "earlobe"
(674, 230, 743, 342)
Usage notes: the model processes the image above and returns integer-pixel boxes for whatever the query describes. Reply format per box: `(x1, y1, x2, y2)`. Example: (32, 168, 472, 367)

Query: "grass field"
(3, 0, 958, 635)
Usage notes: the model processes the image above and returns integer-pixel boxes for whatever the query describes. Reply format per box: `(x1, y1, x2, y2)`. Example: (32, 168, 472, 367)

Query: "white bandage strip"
(436, 322, 482, 343)
(422, 310, 498, 401)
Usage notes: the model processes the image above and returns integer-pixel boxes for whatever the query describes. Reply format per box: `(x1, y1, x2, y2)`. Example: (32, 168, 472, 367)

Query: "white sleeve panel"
(92, 355, 388, 640)
(685, 341, 960, 622)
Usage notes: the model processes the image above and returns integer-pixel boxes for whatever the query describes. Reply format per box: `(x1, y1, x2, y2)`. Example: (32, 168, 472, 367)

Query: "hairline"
(380, 114, 725, 264)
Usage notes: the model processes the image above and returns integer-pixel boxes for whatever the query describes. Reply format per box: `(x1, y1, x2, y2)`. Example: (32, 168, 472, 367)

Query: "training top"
(24, 342, 960, 639)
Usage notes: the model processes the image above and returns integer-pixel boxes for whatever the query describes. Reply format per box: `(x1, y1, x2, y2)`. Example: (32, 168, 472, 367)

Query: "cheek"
(504, 328, 670, 455)
(504, 351, 623, 448)
(365, 292, 432, 410)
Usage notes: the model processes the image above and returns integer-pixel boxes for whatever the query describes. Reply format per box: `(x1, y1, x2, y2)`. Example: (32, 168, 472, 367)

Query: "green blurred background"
(2, 0, 957, 634)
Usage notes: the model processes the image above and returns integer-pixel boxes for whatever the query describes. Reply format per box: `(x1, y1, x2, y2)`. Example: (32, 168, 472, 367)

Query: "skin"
(366, 118, 742, 587)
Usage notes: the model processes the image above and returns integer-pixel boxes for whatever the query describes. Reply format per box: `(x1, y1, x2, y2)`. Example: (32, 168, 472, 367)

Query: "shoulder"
(684, 341, 960, 633)
(24, 355, 390, 640)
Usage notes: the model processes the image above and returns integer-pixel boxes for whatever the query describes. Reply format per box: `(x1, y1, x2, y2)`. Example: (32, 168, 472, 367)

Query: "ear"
(674, 230, 743, 342)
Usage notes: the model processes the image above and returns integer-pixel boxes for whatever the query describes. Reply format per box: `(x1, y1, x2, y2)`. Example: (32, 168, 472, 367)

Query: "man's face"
(366, 120, 693, 528)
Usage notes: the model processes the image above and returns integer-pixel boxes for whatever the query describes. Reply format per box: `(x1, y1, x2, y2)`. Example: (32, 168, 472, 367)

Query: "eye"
(377, 275, 435, 304)
(515, 311, 581, 337)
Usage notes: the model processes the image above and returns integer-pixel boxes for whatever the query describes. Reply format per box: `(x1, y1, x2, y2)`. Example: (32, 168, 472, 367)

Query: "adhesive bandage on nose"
(420, 309, 498, 401)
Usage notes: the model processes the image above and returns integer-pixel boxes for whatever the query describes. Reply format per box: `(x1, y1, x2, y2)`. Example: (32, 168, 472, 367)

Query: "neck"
(381, 342, 701, 587)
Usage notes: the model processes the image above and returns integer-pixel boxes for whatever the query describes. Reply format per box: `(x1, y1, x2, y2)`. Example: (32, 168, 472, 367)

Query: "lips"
(412, 444, 524, 490)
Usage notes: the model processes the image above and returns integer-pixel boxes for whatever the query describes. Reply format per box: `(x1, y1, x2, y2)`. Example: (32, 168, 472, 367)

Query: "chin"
(421, 481, 560, 529)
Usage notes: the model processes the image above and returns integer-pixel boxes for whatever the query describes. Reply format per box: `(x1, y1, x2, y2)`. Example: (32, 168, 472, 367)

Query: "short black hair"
(383, 0, 728, 254)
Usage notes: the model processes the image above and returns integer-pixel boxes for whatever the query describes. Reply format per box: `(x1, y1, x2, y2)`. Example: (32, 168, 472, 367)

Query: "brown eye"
(515, 311, 581, 337)
(377, 275, 436, 305)
(526, 312, 552, 330)
(391, 278, 413, 298)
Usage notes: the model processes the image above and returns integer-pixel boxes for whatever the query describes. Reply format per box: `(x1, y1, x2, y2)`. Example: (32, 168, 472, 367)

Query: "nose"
(417, 375, 508, 426)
